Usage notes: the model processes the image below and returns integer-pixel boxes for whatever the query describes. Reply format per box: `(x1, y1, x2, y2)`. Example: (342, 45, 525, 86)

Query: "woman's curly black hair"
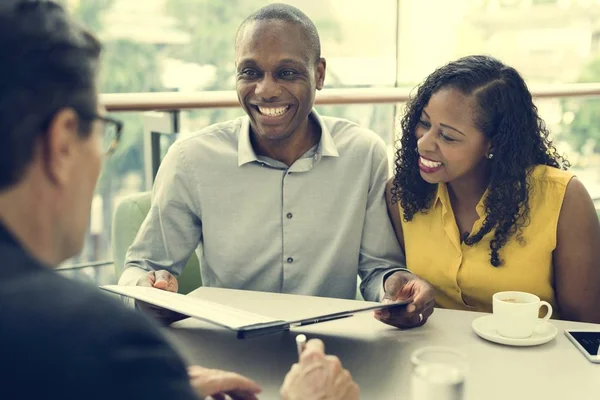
(391, 55, 569, 267)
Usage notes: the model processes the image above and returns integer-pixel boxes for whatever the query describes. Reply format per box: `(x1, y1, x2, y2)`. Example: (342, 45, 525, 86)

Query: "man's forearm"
(118, 265, 150, 286)
(117, 265, 150, 308)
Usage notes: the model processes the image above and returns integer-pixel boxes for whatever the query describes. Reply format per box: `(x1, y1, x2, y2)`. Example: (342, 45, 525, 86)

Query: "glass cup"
(411, 346, 467, 400)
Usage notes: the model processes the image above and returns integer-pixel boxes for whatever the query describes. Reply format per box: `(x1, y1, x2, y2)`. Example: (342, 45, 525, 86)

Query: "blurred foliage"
(565, 57, 600, 153)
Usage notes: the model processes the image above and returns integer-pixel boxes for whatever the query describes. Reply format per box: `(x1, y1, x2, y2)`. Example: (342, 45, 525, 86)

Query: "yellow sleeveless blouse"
(399, 165, 574, 315)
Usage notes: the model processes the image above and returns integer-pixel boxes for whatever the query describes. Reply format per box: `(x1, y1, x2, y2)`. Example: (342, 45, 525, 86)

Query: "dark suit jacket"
(0, 222, 198, 399)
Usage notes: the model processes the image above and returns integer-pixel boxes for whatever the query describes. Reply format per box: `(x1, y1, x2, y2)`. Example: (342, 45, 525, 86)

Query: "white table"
(165, 288, 598, 399)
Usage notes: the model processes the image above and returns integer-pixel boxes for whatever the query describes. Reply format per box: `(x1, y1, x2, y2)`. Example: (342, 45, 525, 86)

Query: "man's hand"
(137, 269, 179, 292)
(280, 339, 359, 400)
(135, 270, 186, 325)
(374, 270, 435, 329)
(188, 365, 262, 400)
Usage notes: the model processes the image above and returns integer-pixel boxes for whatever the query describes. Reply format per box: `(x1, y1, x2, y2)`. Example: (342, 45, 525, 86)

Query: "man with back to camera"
(0, 1, 359, 399)
(119, 3, 436, 329)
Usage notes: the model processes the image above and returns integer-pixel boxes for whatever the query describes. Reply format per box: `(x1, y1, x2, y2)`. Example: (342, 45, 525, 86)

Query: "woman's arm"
(385, 179, 405, 252)
(554, 177, 600, 323)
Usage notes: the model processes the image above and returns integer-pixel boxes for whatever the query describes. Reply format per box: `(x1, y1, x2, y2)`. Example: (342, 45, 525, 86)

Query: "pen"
(295, 334, 307, 359)
(289, 314, 353, 328)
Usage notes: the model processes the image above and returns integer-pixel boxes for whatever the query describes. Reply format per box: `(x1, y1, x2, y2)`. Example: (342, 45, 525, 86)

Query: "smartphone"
(564, 330, 600, 363)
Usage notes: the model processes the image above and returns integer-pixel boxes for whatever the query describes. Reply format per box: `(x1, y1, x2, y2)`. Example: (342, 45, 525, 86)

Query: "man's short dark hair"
(235, 3, 321, 62)
(0, 0, 102, 190)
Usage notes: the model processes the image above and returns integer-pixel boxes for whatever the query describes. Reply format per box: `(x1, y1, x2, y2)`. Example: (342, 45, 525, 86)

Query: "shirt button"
(287, 257, 294, 264)
(286, 212, 293, 219)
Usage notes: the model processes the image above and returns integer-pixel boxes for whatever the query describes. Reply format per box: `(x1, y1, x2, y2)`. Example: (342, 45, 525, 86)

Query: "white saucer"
(472, 315, 557, 347)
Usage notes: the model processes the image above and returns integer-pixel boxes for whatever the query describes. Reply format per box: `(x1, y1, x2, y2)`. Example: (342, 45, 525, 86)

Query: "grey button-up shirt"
(119, 110, 406, 301)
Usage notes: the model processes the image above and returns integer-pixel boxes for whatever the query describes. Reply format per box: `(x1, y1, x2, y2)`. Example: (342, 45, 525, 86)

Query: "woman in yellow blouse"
(387, 55, 600, 323)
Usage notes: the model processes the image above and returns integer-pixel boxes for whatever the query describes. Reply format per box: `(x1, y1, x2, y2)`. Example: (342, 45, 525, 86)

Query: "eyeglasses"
(94, 115, 123, 155)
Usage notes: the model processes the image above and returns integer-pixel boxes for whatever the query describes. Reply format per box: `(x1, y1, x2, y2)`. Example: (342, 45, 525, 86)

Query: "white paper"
(102, 285, 280, 330)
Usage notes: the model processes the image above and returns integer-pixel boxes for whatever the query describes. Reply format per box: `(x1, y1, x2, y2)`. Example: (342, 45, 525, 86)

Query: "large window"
(59, 0, 600, 283)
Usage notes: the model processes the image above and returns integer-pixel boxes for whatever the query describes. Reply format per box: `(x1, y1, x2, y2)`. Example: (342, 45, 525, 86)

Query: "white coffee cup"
(492, 291, 552, 339)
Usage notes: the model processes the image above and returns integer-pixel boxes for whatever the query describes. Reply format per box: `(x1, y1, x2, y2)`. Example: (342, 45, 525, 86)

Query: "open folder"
(101, 285, 409, 339)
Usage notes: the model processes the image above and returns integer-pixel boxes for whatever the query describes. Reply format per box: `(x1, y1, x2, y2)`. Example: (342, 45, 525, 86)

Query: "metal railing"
(101, 83, 600, 112)
(57, 260, 113, 271)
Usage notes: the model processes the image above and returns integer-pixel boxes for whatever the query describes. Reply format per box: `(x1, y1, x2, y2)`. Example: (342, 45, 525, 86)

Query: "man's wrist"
(383, 268, 411, 281)
(383, 268, 412, 286)
(380, 268, 411, 301)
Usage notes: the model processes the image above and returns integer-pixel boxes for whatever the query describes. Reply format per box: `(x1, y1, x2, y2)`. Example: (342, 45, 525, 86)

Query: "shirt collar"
(434, 183, 488, 217)
(237, 117, 258, 166)
(237, 109, 339, 167)
(434, 184, 450, 218)
(434, 183, 446, 209)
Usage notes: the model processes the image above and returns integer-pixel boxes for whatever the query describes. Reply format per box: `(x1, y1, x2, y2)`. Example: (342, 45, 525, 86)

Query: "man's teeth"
(420, 157, 442, 168)
(258, 106, 289, 116)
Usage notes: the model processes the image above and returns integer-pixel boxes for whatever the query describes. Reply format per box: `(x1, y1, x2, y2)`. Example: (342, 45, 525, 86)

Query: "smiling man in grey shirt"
(119, 3, 435, 329)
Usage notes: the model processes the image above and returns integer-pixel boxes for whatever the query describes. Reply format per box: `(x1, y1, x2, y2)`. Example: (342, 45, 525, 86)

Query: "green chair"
(111, 191, 202, 295)
(112, 191, 364, 300)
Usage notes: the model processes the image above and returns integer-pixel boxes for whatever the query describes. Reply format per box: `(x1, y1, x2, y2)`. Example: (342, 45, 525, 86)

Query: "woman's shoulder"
(527, 165, 576, 218)
(529, 164, 574, 188)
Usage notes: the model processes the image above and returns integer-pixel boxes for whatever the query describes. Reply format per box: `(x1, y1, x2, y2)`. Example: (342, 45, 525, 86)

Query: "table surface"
(164, 288, 598, 399)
